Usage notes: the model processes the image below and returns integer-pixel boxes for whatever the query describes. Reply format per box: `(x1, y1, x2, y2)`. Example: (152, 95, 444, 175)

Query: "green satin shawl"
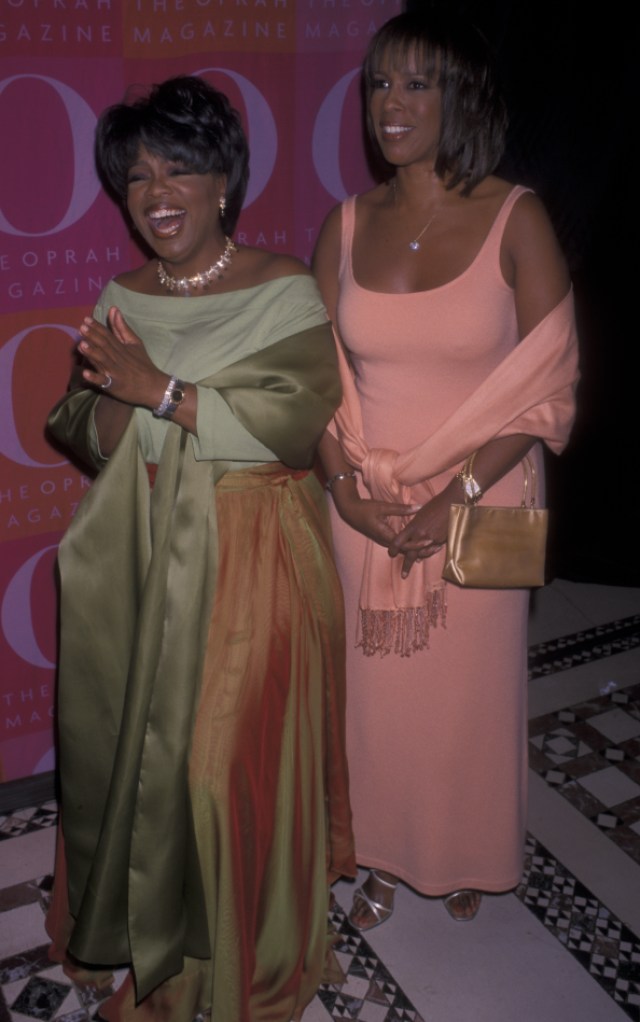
(47, 323, 340, 999)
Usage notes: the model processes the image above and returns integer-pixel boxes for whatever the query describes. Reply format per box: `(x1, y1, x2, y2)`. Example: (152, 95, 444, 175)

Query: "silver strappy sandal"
(348, 869, 398, 931)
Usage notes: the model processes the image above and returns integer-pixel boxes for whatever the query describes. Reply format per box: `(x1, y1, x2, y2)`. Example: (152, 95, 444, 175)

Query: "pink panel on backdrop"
(0, 1, 393, 782)
(0, 59, 136, 312)
(291, 52, 375, 260)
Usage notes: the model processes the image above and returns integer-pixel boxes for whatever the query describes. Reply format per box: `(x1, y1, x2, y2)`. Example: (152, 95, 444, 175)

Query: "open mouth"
(380, 125, 413, 140)
(147, 208, 186, 237)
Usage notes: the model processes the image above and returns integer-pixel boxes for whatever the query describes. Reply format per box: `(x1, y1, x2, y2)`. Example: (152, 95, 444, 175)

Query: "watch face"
(170, 387, 185, 404)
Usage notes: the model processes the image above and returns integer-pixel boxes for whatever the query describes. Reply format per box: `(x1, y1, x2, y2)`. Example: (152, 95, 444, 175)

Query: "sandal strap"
(370, 869, 398, 890)
(353, 885, 391, 923)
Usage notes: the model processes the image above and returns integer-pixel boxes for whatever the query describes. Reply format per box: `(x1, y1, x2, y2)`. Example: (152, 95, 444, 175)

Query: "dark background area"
(406, 0, 637, 585)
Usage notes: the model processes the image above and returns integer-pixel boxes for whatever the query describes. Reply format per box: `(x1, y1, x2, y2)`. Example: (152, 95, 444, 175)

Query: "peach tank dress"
(329, 185, 535, 895)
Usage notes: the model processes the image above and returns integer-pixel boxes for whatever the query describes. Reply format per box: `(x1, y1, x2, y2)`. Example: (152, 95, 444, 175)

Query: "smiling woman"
(313, 9, 578, 933)
(45, 75, 355, 1022)
(368, 66, 442, 174)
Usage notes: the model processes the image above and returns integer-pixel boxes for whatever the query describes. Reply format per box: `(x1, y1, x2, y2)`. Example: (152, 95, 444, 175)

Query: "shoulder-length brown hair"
(363, 12, 507, 196)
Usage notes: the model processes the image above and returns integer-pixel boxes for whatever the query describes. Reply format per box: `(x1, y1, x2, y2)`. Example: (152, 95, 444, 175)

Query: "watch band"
(153, 376, 186, 420)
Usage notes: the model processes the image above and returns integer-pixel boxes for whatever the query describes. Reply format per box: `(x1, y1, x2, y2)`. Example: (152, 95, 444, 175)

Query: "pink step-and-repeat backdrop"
(0, 0, 401, 784)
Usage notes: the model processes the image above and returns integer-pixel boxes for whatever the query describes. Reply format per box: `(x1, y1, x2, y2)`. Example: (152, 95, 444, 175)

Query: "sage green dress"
(46, 275, 355, 1022)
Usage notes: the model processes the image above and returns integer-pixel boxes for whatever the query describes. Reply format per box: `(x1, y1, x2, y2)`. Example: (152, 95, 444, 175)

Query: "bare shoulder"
(505, 187, 557, 240)
(358, 181, 390, 208)
(503, 186, 569, 288)
(494, 181, 570, 332)
(353, 182, 395, 227)
(314, 184, 389, 265)
(313, 202, 343, 262)
(457, 176, 516, 225)
(234, 246, 310, 286)
(318, 201, 343, 228)
(467, 178, 560, 254)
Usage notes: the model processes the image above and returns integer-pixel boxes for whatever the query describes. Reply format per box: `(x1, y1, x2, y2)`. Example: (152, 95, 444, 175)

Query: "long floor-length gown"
(46, 275, 355, 1021)
(329, 187, 536, 895)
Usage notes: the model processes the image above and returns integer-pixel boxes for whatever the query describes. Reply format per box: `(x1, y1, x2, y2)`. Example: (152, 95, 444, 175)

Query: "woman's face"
(369, 45, 442, 170)
(126, 145, 226, 271)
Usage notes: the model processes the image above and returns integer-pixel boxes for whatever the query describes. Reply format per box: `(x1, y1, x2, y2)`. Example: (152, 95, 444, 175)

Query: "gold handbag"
(442, 455, 548, 588)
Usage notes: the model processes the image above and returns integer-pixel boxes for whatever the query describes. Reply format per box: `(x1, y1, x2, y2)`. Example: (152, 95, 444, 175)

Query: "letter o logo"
(194, 66, 277, 207)
(1, 545, 58, 669)
(0, 323, 77, 468)
(312, 68, 360, 201)
(0, 75, 101, 237)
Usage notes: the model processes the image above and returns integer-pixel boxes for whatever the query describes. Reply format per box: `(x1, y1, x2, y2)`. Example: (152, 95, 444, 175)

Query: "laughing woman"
(45, 75, 354, 1022)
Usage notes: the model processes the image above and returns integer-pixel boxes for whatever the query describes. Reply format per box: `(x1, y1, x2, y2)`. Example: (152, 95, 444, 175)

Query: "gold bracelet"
(325, 471, 356, 492)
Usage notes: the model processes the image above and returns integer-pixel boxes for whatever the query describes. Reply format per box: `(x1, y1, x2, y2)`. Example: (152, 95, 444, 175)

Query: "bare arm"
(313, 207, 418, 545)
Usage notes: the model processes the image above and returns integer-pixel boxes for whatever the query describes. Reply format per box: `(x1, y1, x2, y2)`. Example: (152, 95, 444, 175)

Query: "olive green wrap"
(47, 323, 340, 1000)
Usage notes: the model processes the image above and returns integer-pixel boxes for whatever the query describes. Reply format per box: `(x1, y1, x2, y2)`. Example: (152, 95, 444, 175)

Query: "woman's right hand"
(333, 485, 419, 547)
(76, 306, 168, 458)
(79, 308, 167, 409)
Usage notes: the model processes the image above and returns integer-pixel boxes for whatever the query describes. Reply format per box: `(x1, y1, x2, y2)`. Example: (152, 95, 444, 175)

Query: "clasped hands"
(78, 306, 166, 408)
(339, 487, 452, 578)
(387, 490, 451, 577)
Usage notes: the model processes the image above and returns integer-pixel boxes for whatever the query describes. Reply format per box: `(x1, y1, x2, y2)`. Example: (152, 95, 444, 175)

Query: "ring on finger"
(101, 373, 113, 390)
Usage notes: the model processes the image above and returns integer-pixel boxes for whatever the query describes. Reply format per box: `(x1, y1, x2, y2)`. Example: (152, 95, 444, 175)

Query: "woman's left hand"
(78, 306, 166, 408)
(388, 486, 453, 578)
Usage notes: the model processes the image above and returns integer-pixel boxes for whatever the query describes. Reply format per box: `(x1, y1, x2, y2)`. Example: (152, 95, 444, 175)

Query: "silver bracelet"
(153, 375, 186, 420)
(325, 471, 356, 492)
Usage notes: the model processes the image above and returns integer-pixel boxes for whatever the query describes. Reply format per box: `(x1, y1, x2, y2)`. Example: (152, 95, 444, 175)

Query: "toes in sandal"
(443, 889, 482, 921)
(348, 870, 398, 932)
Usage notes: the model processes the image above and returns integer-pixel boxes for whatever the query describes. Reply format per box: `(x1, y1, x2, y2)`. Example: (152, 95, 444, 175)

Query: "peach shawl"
(332, 289, 579, 656)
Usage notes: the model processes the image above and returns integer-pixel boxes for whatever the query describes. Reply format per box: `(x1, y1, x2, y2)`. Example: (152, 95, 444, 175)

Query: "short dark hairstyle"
(95, 75, 249, 234)
(363, 12, 507, 195)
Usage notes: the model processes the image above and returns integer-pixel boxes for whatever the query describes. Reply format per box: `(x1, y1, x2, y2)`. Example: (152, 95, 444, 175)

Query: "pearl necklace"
(157, 236, 237, 294)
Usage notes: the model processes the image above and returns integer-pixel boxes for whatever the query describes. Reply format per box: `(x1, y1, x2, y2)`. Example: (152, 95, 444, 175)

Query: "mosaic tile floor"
(2, 584, 639, 1021)
(1, 816, 638, 1021)
(529, 680, 640, 867)
(515, 834, 640, 1019)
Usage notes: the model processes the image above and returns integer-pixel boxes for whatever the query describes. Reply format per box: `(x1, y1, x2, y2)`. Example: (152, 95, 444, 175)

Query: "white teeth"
(382, 126, 411, 136)
(149, 208, 184, 220)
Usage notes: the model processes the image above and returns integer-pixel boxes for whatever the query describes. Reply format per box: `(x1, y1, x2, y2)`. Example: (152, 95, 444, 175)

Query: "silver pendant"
(409, 240, 421, 251)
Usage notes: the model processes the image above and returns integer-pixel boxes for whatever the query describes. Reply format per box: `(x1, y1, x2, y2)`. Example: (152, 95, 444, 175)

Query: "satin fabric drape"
(46, 324, 349, 1003)
(48, 463, 353, 1022)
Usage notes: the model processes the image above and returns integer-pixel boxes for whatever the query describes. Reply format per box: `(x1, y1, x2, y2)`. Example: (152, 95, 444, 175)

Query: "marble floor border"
(527, 614, 640, 678)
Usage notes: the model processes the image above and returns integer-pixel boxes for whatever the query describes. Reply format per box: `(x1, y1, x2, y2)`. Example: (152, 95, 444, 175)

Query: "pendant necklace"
(408, 215, 437, 252)
(393, 179, 437, 252)
(157, 236, 237, 295)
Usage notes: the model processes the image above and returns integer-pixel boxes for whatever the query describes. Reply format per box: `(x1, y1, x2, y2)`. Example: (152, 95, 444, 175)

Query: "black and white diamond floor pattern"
(1, 830, 639, 1020)
(3, 613, 640, 1020)
(516, 834, 640, 1019)
(318, 901, 425, 1020)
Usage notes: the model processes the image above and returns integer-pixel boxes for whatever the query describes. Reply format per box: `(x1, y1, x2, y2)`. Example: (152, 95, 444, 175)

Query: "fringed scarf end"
(358, 586, 447, 657)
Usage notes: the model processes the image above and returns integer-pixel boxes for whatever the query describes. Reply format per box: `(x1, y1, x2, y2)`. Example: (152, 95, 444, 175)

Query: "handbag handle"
(463, 453, 537, 508)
